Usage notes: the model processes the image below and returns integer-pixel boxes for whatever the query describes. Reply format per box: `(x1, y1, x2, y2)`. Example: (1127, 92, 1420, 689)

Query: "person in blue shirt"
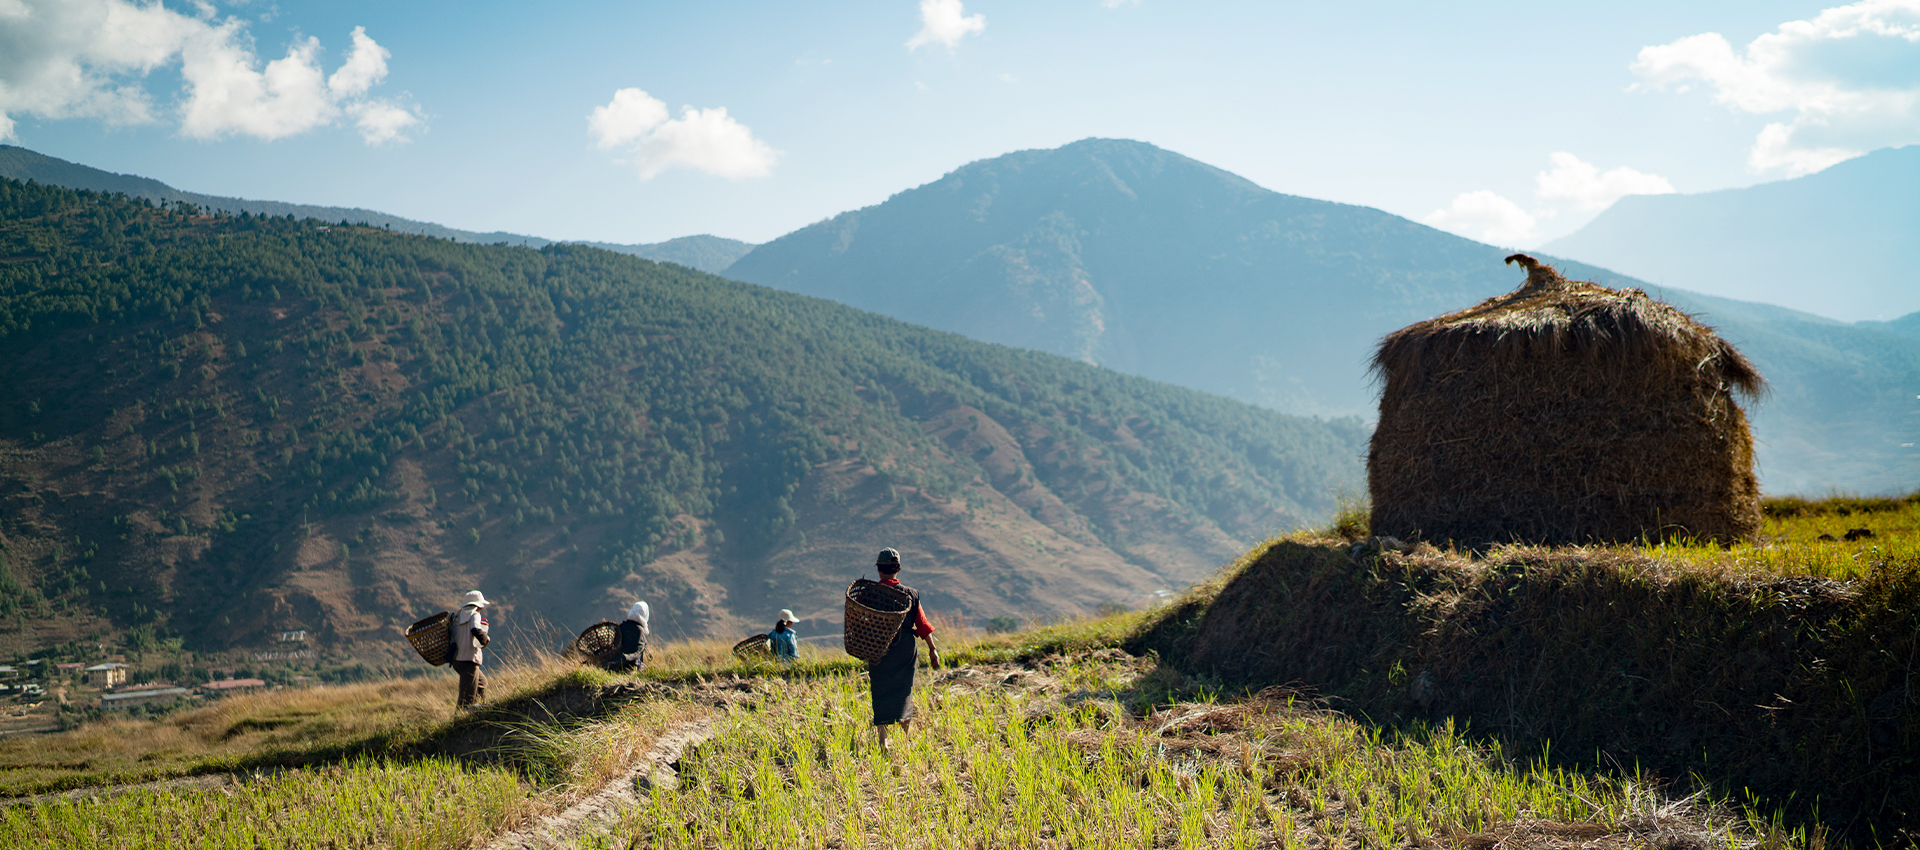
(769, 609, 799, 664)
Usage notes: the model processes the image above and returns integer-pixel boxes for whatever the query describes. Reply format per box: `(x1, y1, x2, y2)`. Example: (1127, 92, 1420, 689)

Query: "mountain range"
(0, 176, 1363, 660)
(721, 139, 1918, 495)
(1541, 144, 1920, 323)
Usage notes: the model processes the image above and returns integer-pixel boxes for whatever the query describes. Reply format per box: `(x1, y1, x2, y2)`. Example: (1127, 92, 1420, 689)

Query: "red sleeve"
(912, 603, 934, 638)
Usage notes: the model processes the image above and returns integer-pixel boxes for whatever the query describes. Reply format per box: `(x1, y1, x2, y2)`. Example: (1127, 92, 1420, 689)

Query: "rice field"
(597, 653, 1785, 850)
(1629, 491, 1919, 580)
(7, 494, 1899, 849)
(1, 757, 525, 850)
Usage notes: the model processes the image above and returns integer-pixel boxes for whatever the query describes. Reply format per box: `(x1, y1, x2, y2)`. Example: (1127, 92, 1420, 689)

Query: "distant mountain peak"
(1541, 144, 1920, 322)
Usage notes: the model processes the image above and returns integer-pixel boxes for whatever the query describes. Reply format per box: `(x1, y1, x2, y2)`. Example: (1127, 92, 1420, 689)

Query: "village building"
(85, 663, 129, 688)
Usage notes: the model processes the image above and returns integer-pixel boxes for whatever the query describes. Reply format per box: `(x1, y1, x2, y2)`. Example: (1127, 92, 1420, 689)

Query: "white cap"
(778, 609, 796, 624)
(462, 590, 490, 608)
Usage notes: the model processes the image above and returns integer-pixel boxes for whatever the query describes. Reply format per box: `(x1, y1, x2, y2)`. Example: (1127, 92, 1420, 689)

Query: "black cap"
(876, 548, 901, 567)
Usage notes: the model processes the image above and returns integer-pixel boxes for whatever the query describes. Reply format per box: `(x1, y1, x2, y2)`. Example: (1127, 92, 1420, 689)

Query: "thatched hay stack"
(1367, 254, 1764, 546)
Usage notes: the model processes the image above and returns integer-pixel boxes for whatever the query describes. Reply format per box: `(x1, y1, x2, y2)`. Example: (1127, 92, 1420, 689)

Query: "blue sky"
(2, 0, 1913, 248)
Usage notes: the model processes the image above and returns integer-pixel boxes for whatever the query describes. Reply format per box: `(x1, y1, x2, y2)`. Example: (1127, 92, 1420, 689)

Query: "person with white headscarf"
(450, 590, 491, 708)
(613, 601, 649, 672)
(769, 609, 799, 664)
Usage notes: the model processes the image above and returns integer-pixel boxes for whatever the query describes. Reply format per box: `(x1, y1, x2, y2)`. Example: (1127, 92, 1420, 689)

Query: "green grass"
(1629, 492, 1920, 580)
(597, 653, 1772, 849)
(2, 756, 524, 850)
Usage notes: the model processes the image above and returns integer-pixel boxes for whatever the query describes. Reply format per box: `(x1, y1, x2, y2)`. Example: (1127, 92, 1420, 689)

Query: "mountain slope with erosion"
(0, 177, 1363, 661)
(725, 138, 1919, 494)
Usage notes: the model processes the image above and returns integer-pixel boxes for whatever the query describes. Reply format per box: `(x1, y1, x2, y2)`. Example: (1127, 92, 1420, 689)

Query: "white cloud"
(1631, 0, 1920, 175)
(588, 88, 779, 180)
(0, 1, 419, 144)
(1426, 153, 1676, 244)
(588, 88, 669, 149)
(906, 0, 986, 51)
(999, 72, 1018, 83)
(347, 100, 421, 145)
(1423, 191, 1538, 244)
(1102, 0, 1142, 7)
(1534, 151, 1676, 212)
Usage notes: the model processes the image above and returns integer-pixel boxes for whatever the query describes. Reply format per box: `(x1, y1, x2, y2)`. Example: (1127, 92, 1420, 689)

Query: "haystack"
(1367, 254, 1764, 546)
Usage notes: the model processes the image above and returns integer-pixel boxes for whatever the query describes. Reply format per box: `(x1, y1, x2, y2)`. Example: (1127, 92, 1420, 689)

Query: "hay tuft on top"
(1367, 254, 1764, 546)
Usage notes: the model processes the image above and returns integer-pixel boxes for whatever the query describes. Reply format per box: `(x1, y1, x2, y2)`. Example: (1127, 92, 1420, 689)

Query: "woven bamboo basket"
(405, 611, 452, 666)
(732, 634, 773, 660)
(565, 621, 622, 664)
(843, 579, 912, 662)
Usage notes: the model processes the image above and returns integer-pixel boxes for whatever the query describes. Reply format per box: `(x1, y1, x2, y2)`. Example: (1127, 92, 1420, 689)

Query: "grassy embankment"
(1134, 492, 1920, 844)
(5, 493, 1911, 848)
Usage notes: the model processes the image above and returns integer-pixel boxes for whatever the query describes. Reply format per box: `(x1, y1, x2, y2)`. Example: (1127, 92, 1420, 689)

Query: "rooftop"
(101, 687, 191, 702)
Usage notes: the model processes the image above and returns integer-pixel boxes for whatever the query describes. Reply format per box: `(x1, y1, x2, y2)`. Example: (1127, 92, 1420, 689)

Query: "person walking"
(769, 609, 799, 664)
(450, 590, 491, 709)
(613, 601, 650, 672)
(866, 548, 939, 752)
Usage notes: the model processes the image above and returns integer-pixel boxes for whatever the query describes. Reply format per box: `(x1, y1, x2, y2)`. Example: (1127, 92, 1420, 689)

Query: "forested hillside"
(0, 146, 753, 274)
(0, 178, 1364, 660)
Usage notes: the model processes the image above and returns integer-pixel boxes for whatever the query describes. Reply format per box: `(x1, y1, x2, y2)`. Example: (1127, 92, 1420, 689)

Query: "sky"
(2, 0, 1916, 251)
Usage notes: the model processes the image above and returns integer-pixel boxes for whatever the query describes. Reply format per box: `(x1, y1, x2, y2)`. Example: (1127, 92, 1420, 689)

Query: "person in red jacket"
(867, 548, 939, 752)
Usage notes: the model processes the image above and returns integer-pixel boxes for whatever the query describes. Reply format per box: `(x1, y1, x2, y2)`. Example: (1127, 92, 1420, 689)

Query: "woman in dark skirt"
(868, 547, 940, 752)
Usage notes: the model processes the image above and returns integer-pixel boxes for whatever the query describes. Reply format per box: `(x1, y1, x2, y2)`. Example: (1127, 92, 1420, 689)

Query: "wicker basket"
(405, 611, 452, 666)
(843, 579, 912, 662)
(732, 633, 773, 660)
(565, 621, 622, 664)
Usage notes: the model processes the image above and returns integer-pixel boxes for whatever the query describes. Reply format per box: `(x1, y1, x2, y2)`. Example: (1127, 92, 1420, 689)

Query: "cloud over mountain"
(1631, 0, 1920, 175)
(0, 1, 418, 144)
(1423, 153, 1675, 244)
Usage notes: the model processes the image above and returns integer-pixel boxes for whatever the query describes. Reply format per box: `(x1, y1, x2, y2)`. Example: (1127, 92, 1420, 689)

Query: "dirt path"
(480, 717, 716, 850)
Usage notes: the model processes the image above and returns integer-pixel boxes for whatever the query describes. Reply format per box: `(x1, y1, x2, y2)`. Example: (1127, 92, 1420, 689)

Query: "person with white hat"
(449, 590, 491, 708)
(768, 608, 799, 664)
(612, 601, 650, 672)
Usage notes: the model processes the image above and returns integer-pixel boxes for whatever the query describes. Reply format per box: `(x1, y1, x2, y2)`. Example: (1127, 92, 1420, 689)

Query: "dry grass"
(1369, 255, 1762, 546)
